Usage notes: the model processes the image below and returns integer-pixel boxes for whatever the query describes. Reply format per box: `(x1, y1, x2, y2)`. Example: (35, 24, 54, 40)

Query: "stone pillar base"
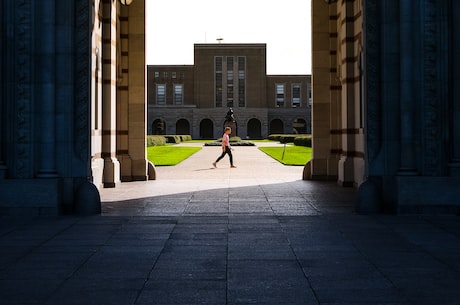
(338, 156, 355, 187)
(396, 176, 460, 214)
(103, 157, 120, 188)
(449, 162, 460, 177)
(355, 178, 382, 214)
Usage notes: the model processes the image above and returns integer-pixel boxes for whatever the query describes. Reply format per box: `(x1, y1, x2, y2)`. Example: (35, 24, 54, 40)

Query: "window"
(154, 71, 159, 78)
(174, 84, 183, 105)
(307, 83, 312, 106)
(227, 83, 234, 107)
(238, 79, 245, 107)
(215, 57, 223, 107)
(156, 84, 166, 105)
(238, 56, 245, 71)
(227, 70, 233, 81)
(163, 71, 168, 79)
(276, 84, 285, 106)
(226, 59, 234, 107)
(172, 72, 176, 79)
(227, 56, 234, 70)
(238, 57, 246, 107)
(292, 84, 301, 107)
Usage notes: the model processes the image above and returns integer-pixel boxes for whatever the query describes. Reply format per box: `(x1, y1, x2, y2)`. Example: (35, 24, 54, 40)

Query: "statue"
(223, 108, 237, 137)
(224, 108, 236, 123)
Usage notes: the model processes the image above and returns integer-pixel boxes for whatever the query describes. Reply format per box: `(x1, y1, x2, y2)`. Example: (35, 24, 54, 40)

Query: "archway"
(200, 119, 214, 139)
(293, 118, 307, 134)
(176, 119, 190, 135)
(269, 119, 284, 134)
(247, 118, 262, 139)
(152, 119, 166, 135)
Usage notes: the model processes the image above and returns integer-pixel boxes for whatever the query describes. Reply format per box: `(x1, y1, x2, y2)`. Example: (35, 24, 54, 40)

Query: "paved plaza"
(1, 144, 460, 305)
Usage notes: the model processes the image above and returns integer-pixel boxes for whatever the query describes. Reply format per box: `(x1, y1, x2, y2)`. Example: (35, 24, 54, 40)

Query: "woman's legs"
(214, 147, 233, 166)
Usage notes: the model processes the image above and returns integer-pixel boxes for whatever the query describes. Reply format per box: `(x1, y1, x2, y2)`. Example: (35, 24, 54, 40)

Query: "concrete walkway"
(1, 143, 460, 305)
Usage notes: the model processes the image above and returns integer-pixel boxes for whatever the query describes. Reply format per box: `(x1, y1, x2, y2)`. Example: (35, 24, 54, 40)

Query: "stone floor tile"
(137, 280, 226, 305)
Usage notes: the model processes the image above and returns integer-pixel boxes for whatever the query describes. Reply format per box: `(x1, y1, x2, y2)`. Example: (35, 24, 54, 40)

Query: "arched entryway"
(247, 118, 262, 139)
(152, 119, 166, 135)
(176, 119, 190, 135)
(270, 119, 284, 134)
(200, 119, 214, 139)
(293, 118, 307, 134)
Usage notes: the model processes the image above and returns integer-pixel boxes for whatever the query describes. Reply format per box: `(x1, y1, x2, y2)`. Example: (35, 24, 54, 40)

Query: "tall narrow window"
(227, 56, 234, 70)
(174, 84, 183, 105)
(307, 83, 312, 107)
(292, 84, 301, 107)
(227, 70, 234, 107)
(156, 84, 166, 105)
(276, 84, 285, 107)
(238, 57, 246, 107)
(226, 56, 234, 107)
(215, 56, 223, 107)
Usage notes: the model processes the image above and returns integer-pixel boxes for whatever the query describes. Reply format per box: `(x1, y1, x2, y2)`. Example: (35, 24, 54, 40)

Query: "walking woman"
(212, 127, 236, 168)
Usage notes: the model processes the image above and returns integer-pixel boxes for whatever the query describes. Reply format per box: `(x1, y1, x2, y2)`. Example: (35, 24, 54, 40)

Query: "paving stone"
(2, 146, 460, 304)
(137, 280, 226, 305)
(43, 278, 144, 305)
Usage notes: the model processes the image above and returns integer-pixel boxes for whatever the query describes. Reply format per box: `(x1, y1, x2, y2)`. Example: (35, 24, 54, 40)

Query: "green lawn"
(258, 145, 312, 166)
(147, 146, 201, 166)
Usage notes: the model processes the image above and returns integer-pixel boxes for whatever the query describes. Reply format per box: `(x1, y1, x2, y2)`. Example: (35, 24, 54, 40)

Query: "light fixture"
(119, 0, 133, 6)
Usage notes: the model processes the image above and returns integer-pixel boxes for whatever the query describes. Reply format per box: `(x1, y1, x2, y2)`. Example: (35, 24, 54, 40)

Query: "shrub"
(294, 135, 312, 147)
(230, 136, 242, 142)
(279, 135, 297, 144)
(179, 135, 192, 142)
(204, 141, 255, 146)
(268, 134, 311, 145)
(268, 134, 282, 141)
(147, 135, 166, 146)
(214, 136, 242, 143)
(164, 135, 181, 144)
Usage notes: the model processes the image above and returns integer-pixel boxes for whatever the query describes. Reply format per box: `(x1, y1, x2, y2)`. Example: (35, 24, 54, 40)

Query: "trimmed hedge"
(213, 136, 243, 143)
(164, 135, 192, 144)
(267, 134, 312, 147)
(204, 141, 255, 146)
(293, 135, 312, 147)
(164, 135, 181, 144)
(179, 135, 192, 142)
(147, 135, 166, 147)
(147, 134, 193, 146)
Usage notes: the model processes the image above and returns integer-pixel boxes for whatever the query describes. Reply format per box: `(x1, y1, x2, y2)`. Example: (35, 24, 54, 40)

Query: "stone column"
(125, 0, 148, 181)
(398, 0, 418, 175)
(0, 1, 6, 179)
(307, 0, 337, 180)
(37, 0, 58, 177)
(102, 0, 120, 187)
(451, 1, 460, 176)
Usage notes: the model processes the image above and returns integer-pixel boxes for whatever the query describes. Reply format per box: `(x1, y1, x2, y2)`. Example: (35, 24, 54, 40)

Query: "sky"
(145, 0, 312, 75)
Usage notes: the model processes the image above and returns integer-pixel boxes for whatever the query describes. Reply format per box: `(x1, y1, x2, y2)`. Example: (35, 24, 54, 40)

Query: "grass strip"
(147, 146, 201, 166)
(258, 145, 312, 166)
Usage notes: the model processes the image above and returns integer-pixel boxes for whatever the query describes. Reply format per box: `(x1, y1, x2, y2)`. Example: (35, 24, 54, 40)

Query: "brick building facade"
(147, 44, 311, 139)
